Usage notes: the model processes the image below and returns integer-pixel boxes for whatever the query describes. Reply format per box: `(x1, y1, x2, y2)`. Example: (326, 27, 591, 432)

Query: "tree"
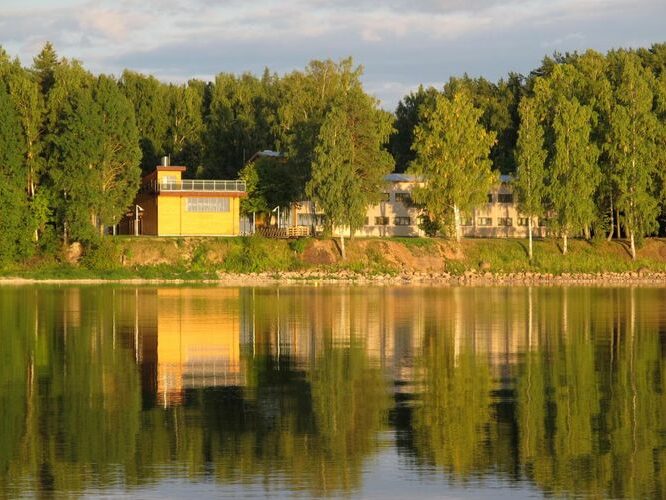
(408, 91, 496, 241)
(119, 70, 168, 174)
(514, 98, 547, 260)
(204, 73, 276, 179)
(0, 83, 33, 262)
(389, 85, 439, 173)
(549, 97, 600, 254)
(306, 90, 394, 258)
(49, 76, 140, 242)
(606, 52, 660, 259)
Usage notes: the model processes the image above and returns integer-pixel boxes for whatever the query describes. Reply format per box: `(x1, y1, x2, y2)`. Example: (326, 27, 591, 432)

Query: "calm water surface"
(1, 285, 665, 498)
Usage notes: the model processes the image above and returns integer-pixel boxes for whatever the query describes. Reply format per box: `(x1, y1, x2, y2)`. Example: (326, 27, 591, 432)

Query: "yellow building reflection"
(151, 288, 242, 407)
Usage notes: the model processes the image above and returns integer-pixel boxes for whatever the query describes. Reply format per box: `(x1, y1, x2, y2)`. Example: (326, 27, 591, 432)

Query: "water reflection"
(0, 286, 665, 498)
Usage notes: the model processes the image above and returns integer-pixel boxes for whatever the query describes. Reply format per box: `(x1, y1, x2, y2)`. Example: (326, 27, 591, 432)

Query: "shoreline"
(1, 270, 666, 286)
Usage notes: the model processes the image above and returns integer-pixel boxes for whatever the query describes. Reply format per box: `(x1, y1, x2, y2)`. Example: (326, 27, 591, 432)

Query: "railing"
(152, 179, 246, 193)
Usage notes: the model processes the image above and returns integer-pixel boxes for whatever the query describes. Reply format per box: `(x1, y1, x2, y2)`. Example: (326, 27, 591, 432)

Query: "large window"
(186, 197, 230, 212)
(498, 193, 514, 203)
(375, 216, 390, 225)
(518, 217, 530, 226)
(498, 217, 513, 227)
(381, 192, 391, 202)
(477, 217, 493, 226)
(394, 217, 411, 226)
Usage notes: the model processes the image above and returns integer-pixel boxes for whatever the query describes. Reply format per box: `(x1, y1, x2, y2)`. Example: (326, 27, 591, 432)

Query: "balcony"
(151, 179, 246, 193)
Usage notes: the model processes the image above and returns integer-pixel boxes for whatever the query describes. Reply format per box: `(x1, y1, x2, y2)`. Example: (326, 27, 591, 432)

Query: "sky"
(1, 0, 665, 109)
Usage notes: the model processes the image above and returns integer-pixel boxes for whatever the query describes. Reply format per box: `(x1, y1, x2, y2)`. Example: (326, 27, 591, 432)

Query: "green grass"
(2, 236, 665, 281)
(459, 238, 666, 275)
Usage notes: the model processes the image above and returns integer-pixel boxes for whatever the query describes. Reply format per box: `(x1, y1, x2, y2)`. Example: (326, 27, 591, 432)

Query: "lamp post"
(134, 205, 144, 236)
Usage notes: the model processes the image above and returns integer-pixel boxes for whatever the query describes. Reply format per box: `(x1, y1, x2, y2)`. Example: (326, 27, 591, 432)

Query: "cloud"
(0, 0, 664, 109)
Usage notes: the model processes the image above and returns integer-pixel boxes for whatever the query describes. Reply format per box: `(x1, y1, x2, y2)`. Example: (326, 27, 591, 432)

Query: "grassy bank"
(2, 236, 666, 281)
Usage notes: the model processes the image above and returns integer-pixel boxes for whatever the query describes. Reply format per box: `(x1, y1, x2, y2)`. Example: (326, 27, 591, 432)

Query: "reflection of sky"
(80, 445, 544, 499)
(2, 0, 664, 108)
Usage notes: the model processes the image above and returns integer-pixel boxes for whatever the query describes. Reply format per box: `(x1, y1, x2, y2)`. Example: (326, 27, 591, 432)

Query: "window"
(518, 217, 530, 226)
(394, 217, 411, 226)
(498, 217, 513, 227)
(461, 217, 473, 226)
(381, 192, 391, 202)
(395, 192, 413, 206)
(375, 216, 390, 225)
(478, 217, 493, 226)
(487, 193, 493, 203)
(186, 197, 230, 212)
(498, 193, 514, 203)
(364, 217, 369, 226)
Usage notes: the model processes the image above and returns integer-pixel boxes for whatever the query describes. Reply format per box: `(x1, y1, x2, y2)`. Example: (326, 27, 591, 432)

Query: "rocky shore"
(2, 269, 666, 287)
(212, 269, 666, 286)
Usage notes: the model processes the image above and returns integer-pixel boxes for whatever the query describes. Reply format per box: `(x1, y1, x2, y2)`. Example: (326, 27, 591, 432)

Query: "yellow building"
(122, 164, 246, 236)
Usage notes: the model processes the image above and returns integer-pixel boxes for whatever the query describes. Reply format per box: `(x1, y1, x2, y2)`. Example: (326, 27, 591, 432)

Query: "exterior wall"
(462, 180, 546, 238)
(156, 194, 241, 236)
(291, 180, 426, 237)
(288, 178, 544, 239)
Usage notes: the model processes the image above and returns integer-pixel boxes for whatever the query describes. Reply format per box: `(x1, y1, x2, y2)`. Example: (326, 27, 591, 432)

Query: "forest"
(0, 42, 664, 266)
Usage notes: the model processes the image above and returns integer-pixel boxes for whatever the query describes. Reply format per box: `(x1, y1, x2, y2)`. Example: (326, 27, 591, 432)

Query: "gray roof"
(384, 173, 420, 182)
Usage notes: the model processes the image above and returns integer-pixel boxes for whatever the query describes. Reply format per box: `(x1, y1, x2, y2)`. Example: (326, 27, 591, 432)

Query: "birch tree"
(408, 91, 496, 241)
(306, 90, 394, 258)
(549, 97, 600, 254)
(606, 52, 660, 260)
(514, 98, 547, 260)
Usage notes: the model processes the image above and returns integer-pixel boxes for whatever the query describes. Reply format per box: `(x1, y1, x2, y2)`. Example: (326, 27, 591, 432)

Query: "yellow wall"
(156, 195, 241, 236)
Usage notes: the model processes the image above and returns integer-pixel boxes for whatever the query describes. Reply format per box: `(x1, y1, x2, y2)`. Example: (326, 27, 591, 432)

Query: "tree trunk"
(630, 229, 636, 261)
(528, 217, 533, 261)
(339, 233, 346, 260)
(562, 231, 568, 255)
(616, 209, 621, 240)
(453, 204, 462, 243)
(607, 194, 614, 241)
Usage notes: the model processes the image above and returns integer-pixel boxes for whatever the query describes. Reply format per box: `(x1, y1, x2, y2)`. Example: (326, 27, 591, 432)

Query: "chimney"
(161, 155, 170, 167)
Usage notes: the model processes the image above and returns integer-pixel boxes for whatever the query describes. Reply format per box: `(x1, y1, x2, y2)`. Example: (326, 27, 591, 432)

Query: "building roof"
(247, 149, 284, 164)
(384, 173, 420, 182)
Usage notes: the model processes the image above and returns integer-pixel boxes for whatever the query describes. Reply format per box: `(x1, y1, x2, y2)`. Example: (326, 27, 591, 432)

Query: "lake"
(1, 285, 664, 498)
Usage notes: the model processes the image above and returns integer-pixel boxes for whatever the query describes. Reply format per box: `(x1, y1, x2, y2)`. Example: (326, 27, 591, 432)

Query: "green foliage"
(239, 155, 295, 215)
(409, 91, 496, 240)
(221, 236, 297, 273)
(288, 237, 310, 254)
(306, 86, 395, 254)
(0, 83, 34, 264)
(81, 237, 121, 271)
(606, 51, 661, 257)
(549, 96, 600, 248)
(514, 98, 547, 218)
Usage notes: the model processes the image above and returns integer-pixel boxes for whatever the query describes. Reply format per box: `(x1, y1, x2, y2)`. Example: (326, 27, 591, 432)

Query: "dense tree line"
(0, 42, 664, 265)
(394, 44, 666, 257)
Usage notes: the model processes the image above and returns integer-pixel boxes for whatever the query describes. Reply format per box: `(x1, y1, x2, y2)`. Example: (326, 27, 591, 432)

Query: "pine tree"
(408, 91, 496, 241)
(514, 98, 547, 260)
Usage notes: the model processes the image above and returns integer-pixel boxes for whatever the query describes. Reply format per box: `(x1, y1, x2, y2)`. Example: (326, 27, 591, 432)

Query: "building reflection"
(104, 286, 592, 408)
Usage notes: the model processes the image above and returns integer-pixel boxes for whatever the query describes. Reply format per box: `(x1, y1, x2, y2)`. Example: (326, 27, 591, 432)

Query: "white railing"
(153, 179, 246, 193)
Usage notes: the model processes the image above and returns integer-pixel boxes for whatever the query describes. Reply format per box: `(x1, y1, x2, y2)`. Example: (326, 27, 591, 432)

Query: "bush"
(82, 238, 121, 271)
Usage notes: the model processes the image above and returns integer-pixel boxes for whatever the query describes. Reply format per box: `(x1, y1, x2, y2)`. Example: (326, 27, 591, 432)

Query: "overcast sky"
(1, 0, 665, 109)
